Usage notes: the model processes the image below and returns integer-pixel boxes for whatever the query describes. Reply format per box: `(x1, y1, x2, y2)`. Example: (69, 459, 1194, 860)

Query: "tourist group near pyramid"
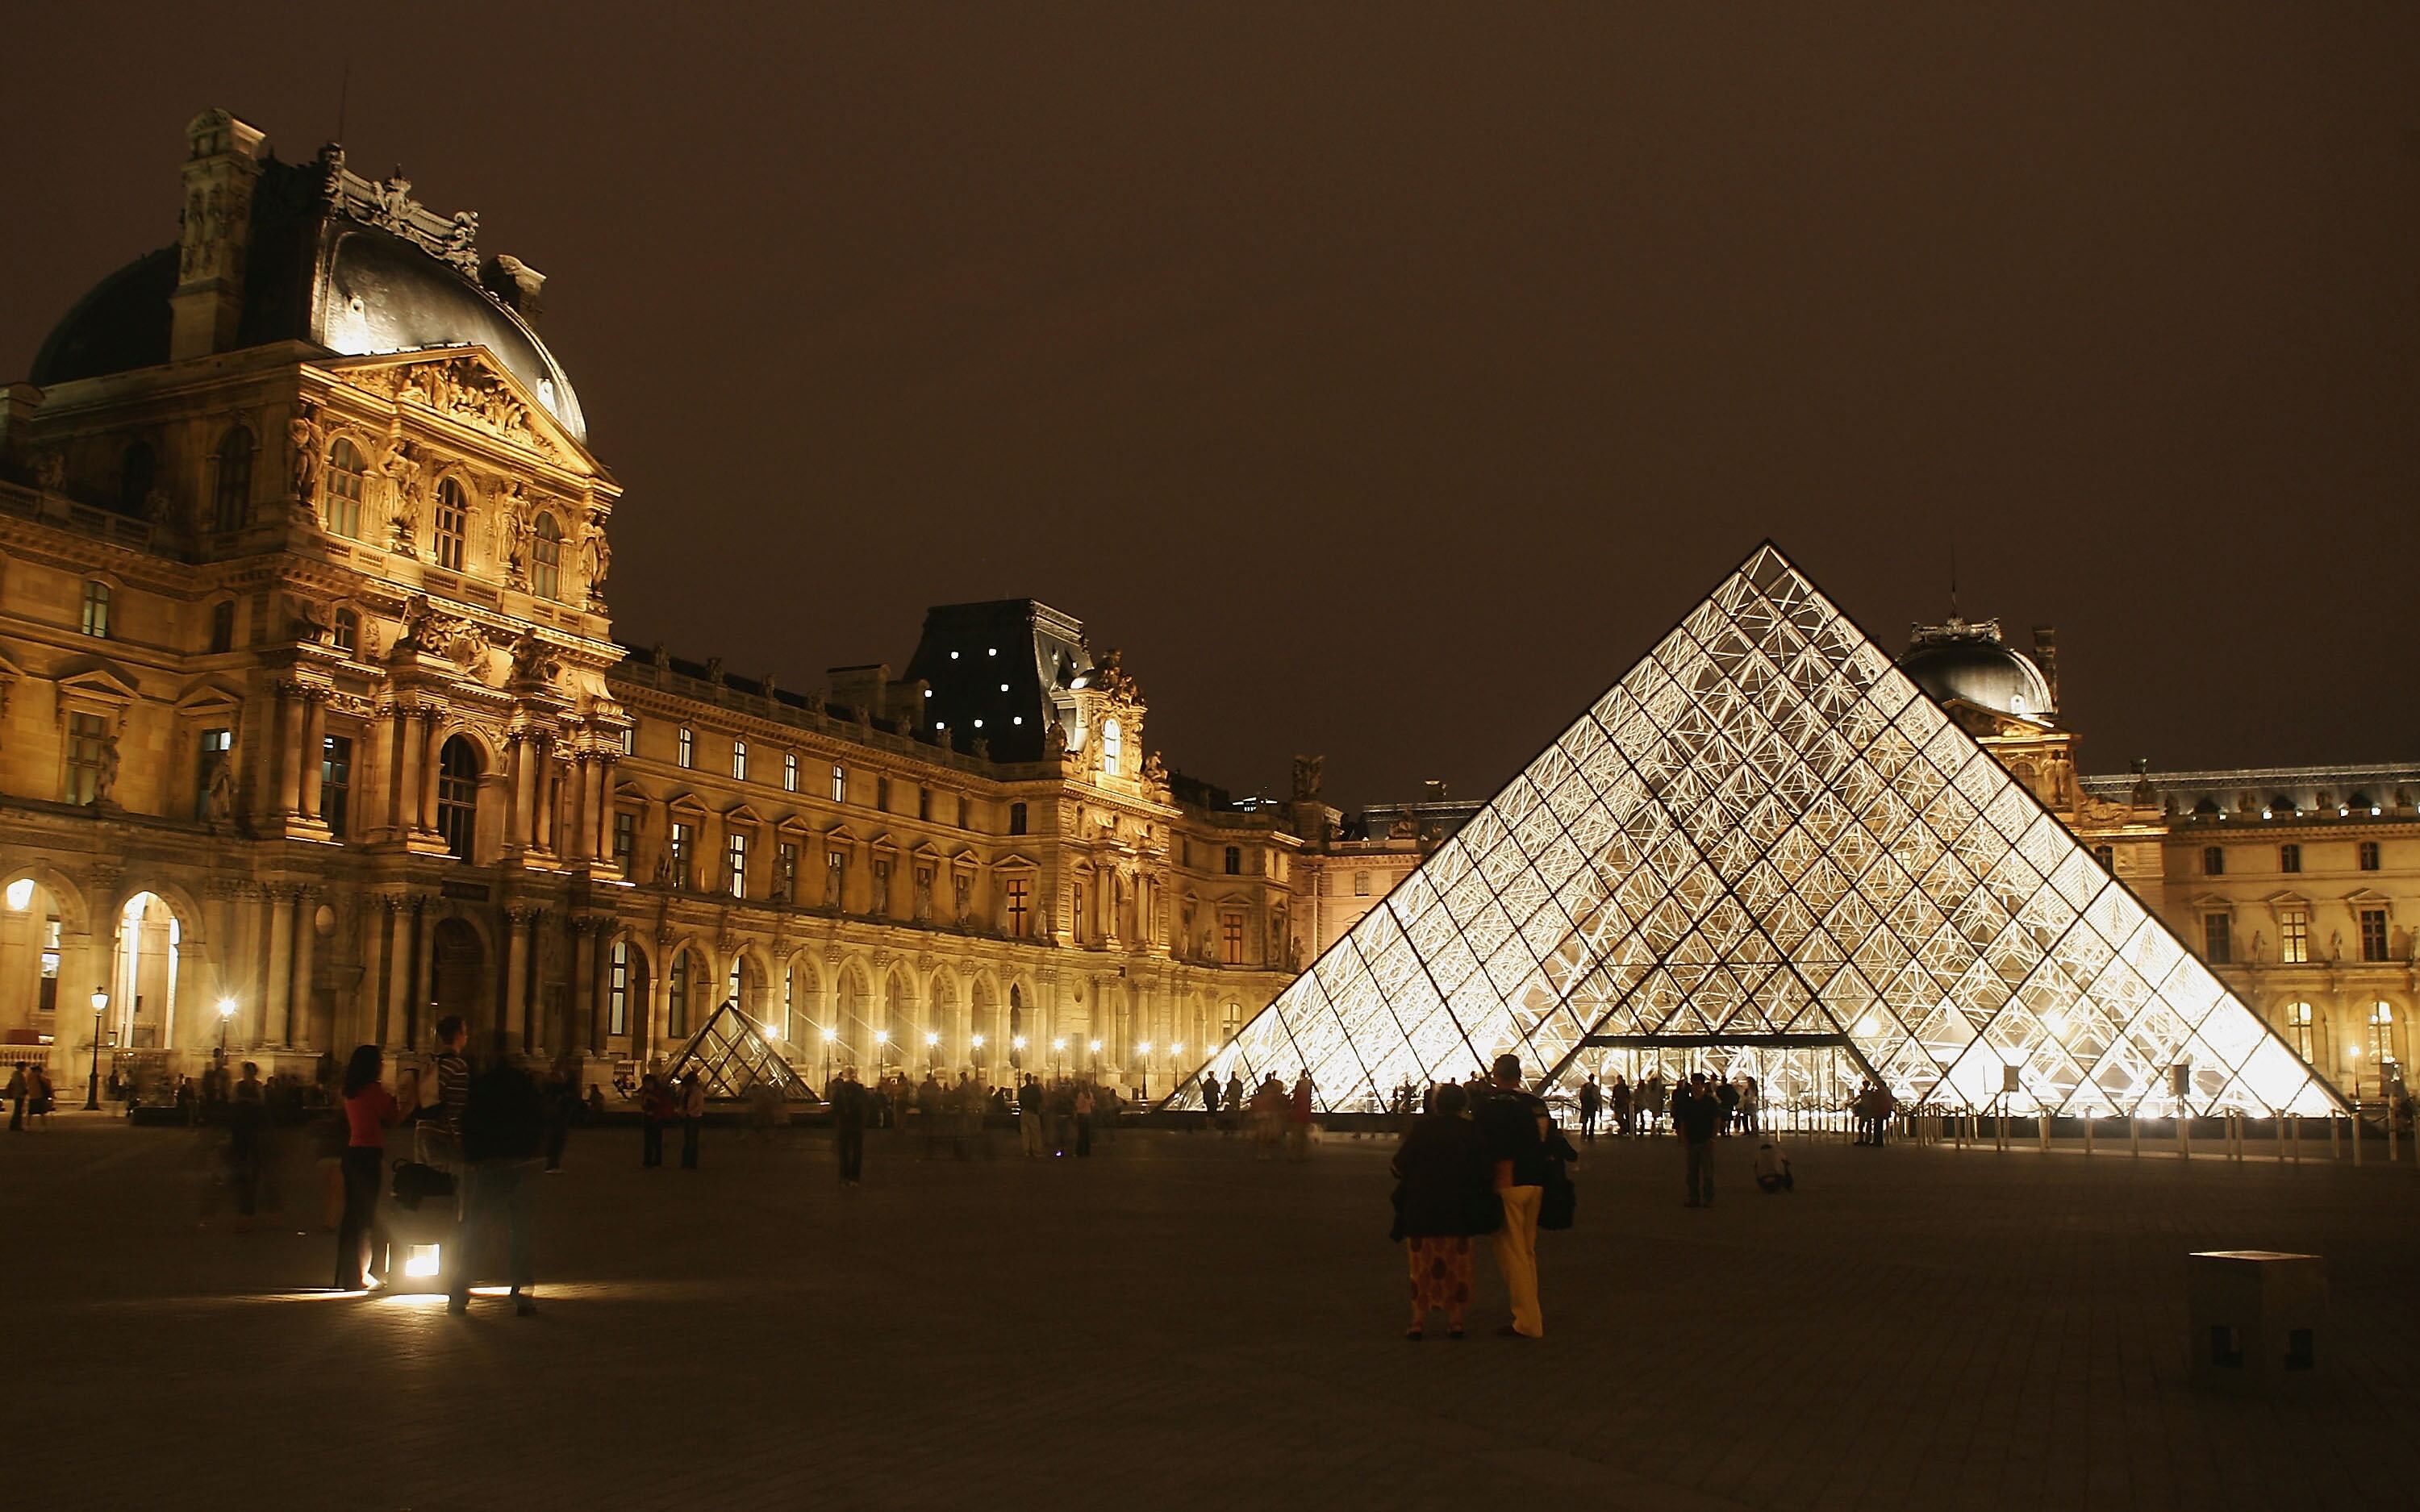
(1204, 544, 2343, 1118)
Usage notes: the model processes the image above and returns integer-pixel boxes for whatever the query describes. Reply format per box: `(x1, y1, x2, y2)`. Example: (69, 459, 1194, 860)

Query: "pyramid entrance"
(1204, 544, 2346, 1119)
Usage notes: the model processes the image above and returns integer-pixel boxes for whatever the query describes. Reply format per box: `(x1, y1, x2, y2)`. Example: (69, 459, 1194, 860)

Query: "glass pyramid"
(665, 1000, 818, 1102)
(1206, 544, 2343, 1118)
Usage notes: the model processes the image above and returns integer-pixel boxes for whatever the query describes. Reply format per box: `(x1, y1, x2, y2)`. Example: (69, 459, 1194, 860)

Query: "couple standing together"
(1391, 1053, 1571, 1341)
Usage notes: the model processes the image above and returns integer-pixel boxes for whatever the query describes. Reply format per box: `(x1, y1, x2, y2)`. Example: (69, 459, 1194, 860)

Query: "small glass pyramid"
(664, 1000, 817, 1102)
(1206, 544, 2343, 1117)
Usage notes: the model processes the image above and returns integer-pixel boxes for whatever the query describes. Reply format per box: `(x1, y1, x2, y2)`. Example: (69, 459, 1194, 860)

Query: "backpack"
(390, 1160, 456, 1210)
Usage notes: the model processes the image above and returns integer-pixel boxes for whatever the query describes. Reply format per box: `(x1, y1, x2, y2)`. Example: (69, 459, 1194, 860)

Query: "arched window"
(324, 439, 367, 539)
(669, 948, 698, 1038)
(80, 581, 112, 639)
(331, 608, 360, 656)
(433, 477, 469, 570)
(436, 736, 480, 860)
(118, 441, 155, 514)
(529, 513, 563, 600)
(2284, 1002, 2314, 1061)
(1100, 717, 1123, 772)
(212, 427, 253, 531)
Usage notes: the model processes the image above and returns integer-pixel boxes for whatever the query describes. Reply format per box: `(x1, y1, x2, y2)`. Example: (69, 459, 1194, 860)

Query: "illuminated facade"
(1209, 546, 2343, 1117)
(0, 110, 1303, 1092)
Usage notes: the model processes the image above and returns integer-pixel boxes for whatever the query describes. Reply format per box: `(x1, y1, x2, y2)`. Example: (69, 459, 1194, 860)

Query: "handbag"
(1538, 1159, 1577, 1231)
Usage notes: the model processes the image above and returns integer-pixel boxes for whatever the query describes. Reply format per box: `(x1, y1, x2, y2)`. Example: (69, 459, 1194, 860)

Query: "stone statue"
(652, 845, 674, 888)
(93, 729, 121, 806)
(205, 757, 239, 826)
(287, 404, 324, 508)
(2329, 931, 2343, 962)
(2250, 931, 2267, 963)
(494, 481, 533, 586)
(1044, 721, 1069, 760)
(823, 857, 845, 909)
(914, 869, 933, 923)
(286, 596, 328, 643)
(1143, 751, 1167, 788)
(507, 631, 559, 685)
(773, 854, 796, 905)
(34, 452, 65, 494)
(870, 860, 891, 920)
(381, 440, 424, 553)
(953, 873, 971, 923)
(142, 485, 171, 523)
(1291, 753, 1324, 801)
(579, 509, 611, 605)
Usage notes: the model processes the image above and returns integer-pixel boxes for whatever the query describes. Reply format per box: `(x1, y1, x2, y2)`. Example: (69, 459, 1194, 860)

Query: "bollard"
(2389, 1109, 2397, 1167)
(2038, 1110, 2051, 1153)
(2178, 1114, 2191, 1161)
(2351, 1104, 2363, 1168)
(2084, 1113, 2094, 1156)
(2130, 1115, 2141, 1157)
(2288, 1113, 2298, 1165)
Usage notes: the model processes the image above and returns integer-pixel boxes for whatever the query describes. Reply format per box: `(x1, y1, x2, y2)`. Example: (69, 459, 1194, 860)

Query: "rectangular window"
(1071, 883, 1086, 944)
(957, 794, 969, 829)
(608, 939, 630, 1036)
(620, 723, 636, 756)
(2201, 846, 2225, 877)
(38, 916, 60, 1014)
(433, 484, 467, 570)
(830, 764, 846, 803)
(2359, 841, 2380, 872)
(2288, 1002, 2314, 1061)
(194, 727, 232, 819)
(1224, 846, 1242, 877)
(320, 734, 353, 836)
(726, 831, 748, 898)
(2279, 907, 2310, 965)
(668, 951, 691, 1038)
(783, 752, 799, 793)
(2092, 844, 2113, 871)
(670, 821, 695, 889)
(876, 776, 891, 812)
(1005, 877, 1030, 937)
(1354, 871, 1371, 897)
(208, 601, 235, 653)
(81, 581, 111, 638)
(918, 786, 932, 822)
(2360, 908, 2389, 963)
(2202, 914, 2231, 965)
(612, 810, 636, 872)
(676, 727, 695, 768)
(1220, 910, 1245, 965)
(2279, 843, 2301, 874)
(777, 841, 799, 900)
(732, 740, 749, 781)
(65, 713, 108, 805)
(1008, 802, 1028, 835)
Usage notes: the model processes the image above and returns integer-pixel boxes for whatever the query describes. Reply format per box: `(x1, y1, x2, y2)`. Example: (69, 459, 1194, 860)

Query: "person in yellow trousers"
(1477, 1052, 1552, 1339)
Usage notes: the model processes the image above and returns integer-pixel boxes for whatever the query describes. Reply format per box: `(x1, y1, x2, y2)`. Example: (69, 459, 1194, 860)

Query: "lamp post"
(1137, 1039, 1153, 1100)
(821, 1025, 837, 1093)
(216, 996, 237, 1056)
(972, 1033, 986, 1078)
(84, 988, 107, 1110)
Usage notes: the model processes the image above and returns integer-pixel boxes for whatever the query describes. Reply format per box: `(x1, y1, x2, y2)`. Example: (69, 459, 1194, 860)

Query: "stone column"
(381, 895, 411, 1048)
(411, 903, 439, 1048)
(564, 755, 592, 863)
(274, 686, 307, 817)
(298, 693, 328, 821)
(392, 707, 426, 840)
(286, 887, 318, 1047)
(570, 916, 600, 1055)
(261, 887, 293, 1047)
(506, 733, 534, 853)
(503, 905, 534, 1056)
(417, 712, 444, 835)
(645, 935, 674, 1066)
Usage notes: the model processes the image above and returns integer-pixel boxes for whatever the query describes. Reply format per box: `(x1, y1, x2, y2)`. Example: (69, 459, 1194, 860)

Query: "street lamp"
(820, 1024, 837, 1092)
(971, 1032, 986, 1074)
(84, 988, 107, 1110)
(216, 996, 237, 1054)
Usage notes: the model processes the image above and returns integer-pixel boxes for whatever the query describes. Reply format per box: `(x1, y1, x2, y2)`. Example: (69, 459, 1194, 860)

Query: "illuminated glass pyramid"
(665, 1001, 816, 1102)
(1207, 544, 2340, 1117)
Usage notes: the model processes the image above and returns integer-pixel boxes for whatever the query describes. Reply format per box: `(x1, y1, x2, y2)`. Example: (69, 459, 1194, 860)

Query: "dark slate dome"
(1901, 634, 2055, 721)
(28, 146, 586, 443)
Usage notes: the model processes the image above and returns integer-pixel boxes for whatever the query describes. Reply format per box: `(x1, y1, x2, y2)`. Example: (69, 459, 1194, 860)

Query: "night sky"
(7, 4, 2417, 806)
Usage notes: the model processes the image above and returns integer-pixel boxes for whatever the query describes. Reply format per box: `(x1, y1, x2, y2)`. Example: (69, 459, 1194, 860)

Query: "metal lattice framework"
(664, 1000, 816, 1102)
(1205, 544, 2344, 1118)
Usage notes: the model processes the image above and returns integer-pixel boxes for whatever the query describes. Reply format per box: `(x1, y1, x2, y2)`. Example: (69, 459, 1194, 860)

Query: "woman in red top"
(335, 1044, 419, 1290)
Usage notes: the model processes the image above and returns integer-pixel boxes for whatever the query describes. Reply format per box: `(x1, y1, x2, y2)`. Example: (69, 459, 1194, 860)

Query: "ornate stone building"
(0, 110, 1303, 1093)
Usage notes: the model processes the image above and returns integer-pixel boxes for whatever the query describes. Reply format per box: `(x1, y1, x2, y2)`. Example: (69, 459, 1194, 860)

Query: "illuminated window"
(608, 939, 631, 1036)
(830, 764, 846, 803)
(2278, 906, 2310, 965)
(2359, 908, 2389, 963)
(676, 727, 695, 768)
(433, 477, 469, 571)
(1100, 718, 1122, 772)
(2285, 1002, 2314, 1060)
(732, 739, 749, 781)
(194, 727, 233, 818)
(321, 734, 353, 836)
(1220, 910, 1245, 965)
(783, 752, 799, 793)
(436, 737, 479, 860)
(212, 427, 252, 531)
(325, 439, 366, 538)
(331, 609, 358, 656)
(776, 841, 799, 898)
(64, 713, 107, 806)
(1005, 877, 1030, 938)
(669, 822, 695, 888)
(2368, 1002, 2397, 1068)
(2201, 914, 2231, 964)
(726, 831, 748, 898)
(530, 513, 563, 600)
(619, 723, 636, 756)
(2278, 843, 2301, 874)
(2201, 847, 2224, 877)
(80, 581, 111, 639)
(612, 810, 636, 871)
(2358, 841, 2380, 872)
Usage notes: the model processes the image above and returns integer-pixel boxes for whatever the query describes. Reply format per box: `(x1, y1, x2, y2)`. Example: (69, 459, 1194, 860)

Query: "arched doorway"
(431, 918, 486, 1048)
(1, 876, 69, 1045)
(109, 891, 185, 1056)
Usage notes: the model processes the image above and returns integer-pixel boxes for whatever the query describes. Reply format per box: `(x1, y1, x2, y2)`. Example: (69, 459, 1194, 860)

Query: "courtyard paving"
(6, 1114, 2416, 1510)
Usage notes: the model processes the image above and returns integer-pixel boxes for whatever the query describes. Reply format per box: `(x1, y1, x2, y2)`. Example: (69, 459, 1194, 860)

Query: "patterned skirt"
(1405, 1236, 1474, 1317)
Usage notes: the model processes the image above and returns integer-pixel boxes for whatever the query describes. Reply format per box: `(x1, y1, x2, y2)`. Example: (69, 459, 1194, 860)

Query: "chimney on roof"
(2030, 625, 2059, 710)
(169, 108, 269, 362)
(482, 254, 546, 325)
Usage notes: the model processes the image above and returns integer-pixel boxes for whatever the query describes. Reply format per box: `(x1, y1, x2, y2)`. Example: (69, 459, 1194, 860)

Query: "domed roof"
(27, 145, 586, 443)
(1901, 629, 2054, 722)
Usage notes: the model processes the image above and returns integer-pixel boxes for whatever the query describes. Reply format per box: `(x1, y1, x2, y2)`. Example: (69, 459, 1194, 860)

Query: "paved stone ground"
(6, 1114, 2416, 1511)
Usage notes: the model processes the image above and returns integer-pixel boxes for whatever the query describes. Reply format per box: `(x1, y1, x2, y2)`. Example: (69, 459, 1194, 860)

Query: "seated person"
(1753, 1140, 1794, 1193)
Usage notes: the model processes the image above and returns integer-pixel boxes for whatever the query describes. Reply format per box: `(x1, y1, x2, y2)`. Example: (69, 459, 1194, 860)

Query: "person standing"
(334, 1045, 419, 1290)
(1476, 1054, 1551, 1340)
(1738, 1074, 1761, 1135)
(1222, 1072, 1245, 1137)
(539, 1059, 575, 1173)
(1073, 1082, 1095, 1158)
(678, 1073, 706, 1169)
(1611, 1074, 1633, 1137)
(430, 1014, 472, 1166)
(639, 1073, 674, 1168)
(1677, 1072, 1720, 1207)
(1016, 1074, 1045, 1158)
(450, 1057, 545, 1316)
(6, 1064, 24, 1133)
(1285, 1073, 1316, 1161)
(1578, 1076, 1602, 1143)
(1392, 1081, 1495, 1340)
(1200, 1073, 1220, 1123)
(1640, 1070, 1667, 1135)
(833, 1067, 867, 1187)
